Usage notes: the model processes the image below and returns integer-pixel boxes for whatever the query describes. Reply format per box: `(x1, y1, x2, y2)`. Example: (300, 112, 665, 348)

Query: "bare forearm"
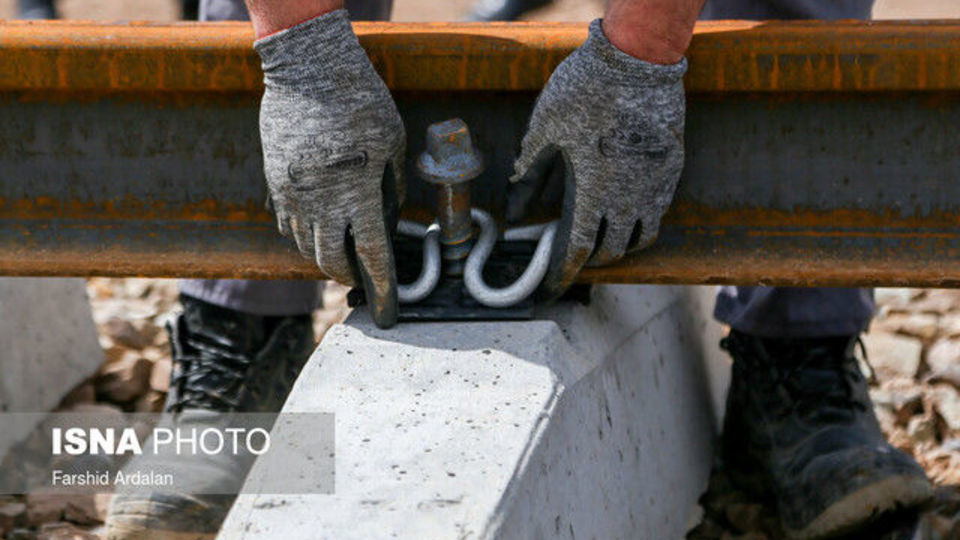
(604, 0, 705, 64)
(245, 0, 343, 38)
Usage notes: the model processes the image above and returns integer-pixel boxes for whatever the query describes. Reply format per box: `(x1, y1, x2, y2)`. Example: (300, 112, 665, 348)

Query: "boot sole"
(783, 474, 933, 540)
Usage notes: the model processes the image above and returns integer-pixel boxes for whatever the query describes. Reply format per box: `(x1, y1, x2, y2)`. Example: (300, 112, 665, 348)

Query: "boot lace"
(166, 326, 258, 413)
(722, 334, 870, 421)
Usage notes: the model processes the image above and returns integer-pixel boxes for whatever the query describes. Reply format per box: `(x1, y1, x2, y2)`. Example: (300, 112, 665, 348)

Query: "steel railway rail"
(1, 20, 959, 286)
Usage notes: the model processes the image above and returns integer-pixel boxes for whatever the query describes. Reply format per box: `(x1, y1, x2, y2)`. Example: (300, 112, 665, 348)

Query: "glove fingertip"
(367, 285, 398, 329)
(278, 215, 293, 238)
(509, 151, 538, 185)
(507, 167, 526, 186)
(538, 273, 574, 304)
(357, 256, 398, 329)
(628, 215, 663, 253)
(538, 225, 590, 302)
(350, 222, 398, 329)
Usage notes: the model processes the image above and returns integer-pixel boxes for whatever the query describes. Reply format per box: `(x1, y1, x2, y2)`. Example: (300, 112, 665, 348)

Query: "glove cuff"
(254, 10, 365, 83)
(580, 19, 688, 85)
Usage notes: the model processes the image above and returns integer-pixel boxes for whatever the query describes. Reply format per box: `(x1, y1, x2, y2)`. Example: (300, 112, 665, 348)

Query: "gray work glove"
(508, 19, 687, 300)
(255, 10, 405, 328)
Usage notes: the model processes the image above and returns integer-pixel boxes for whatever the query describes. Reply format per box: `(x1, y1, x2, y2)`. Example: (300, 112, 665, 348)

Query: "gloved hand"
(508, 19, 687, 299)
(255, 10, 405, 328)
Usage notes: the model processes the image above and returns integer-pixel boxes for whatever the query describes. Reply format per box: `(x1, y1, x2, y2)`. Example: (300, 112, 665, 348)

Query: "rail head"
(3, 20, 960, 285)
(1, 19, 959, 93)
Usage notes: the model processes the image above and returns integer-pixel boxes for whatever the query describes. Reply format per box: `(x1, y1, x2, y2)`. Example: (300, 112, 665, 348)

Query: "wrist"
(255, 9, 364, 84)
(578, 20, 687, 85)
(602, 3, 695, 64)
(251, 0, 344, 39)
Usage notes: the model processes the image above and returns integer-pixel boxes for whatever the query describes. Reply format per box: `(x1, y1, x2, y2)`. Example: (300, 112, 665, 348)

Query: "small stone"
(134, 390, 166, 413)
(927, 338, 960, 375)
(93, 494, 111, 523)
(940, 313, 960, 337)
(85, 278, 114, 300)
(151, 329, 170, 348)
(123, 279, 154, 299)
(873, 405, 897, 435)
(926, 450, 960, 485)
(120, 300, 159, 321)
(909, 289, 960, 314)
(0, 502, 26, 533)
(875, 288, 916, 309)
(102, 345, 129, 365)
(930, 384, 960, 432)
(63, 497, 101, 526)
(89, 298, 127, 326)
(870, 383, 924, 426)
(95, 355, 152, 403)
(100, 318, 151, 350)
(25, 494, 68, 526)
(908, 413, 938, 444)
(141, 345, 167, 363)
(874, 312, 939, 340)
(928, 365, 960, 392)
(130, 319, 160, 347)
(862, 332, 922, 380)
(887, 427, 916, 455)
(897, 395, 926, 425)
(149, 359, 172, 393)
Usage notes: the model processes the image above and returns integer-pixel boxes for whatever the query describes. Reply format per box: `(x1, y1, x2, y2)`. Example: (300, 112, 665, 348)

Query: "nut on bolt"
(417, 119, 484, 276)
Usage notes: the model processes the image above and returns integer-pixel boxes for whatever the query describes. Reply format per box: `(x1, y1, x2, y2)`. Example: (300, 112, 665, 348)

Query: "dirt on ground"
(3, 282, 960, 539)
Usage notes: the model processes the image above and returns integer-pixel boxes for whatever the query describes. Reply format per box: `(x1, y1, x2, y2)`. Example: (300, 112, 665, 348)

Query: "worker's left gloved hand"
(508, 19, 687, 300)
(254, 10, 405, 329)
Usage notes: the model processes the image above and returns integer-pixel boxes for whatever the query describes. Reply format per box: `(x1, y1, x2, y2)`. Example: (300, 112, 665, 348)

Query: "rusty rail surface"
(1, 20, 960, 286)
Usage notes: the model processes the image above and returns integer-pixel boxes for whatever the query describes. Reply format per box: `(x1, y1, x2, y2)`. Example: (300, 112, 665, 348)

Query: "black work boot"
(466, 0, 553, 21)
(163, 296, 313, 414)
(105, 296, 314, 540)
(720, 330, 932, 539)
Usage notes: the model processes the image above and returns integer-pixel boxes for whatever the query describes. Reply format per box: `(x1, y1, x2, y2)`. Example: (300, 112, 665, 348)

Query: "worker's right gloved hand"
(508, 19, 687, 300)
(254, 10, 405, 329)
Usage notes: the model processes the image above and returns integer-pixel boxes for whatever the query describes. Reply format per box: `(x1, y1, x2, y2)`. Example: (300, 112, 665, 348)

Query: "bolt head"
(417, 118, 484, 185)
